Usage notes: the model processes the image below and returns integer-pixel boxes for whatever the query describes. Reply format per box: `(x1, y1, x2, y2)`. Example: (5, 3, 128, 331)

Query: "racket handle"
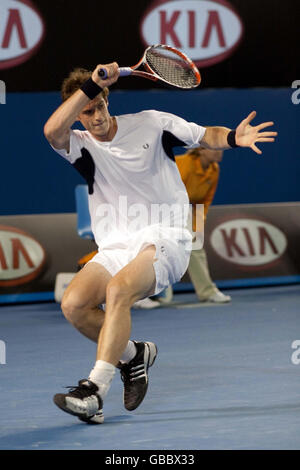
(119, 67, 133, 76)
(98, 67, 133, 79)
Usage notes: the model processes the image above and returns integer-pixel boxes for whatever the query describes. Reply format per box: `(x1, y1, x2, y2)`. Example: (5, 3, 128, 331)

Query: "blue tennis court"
(0, 284, 299, 450)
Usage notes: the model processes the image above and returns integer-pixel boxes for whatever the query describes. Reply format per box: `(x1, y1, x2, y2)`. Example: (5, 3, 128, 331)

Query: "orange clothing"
(175, 153, 219, 219)
(78, 250, 97, 269)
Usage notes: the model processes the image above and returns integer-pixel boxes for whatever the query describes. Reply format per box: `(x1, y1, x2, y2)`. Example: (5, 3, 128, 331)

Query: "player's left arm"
(200, 111, 277, 155)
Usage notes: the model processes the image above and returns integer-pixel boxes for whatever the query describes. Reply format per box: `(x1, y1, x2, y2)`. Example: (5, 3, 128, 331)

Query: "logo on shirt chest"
(143, 143, 150, 149)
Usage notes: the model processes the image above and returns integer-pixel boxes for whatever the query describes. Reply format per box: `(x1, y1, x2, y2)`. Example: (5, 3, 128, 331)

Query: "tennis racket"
(98, 44, 201, 89)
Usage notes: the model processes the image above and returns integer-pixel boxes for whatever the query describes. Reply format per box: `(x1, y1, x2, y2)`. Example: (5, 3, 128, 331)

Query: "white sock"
(88, 360, 116, 400)
(120, 340, 137, 364)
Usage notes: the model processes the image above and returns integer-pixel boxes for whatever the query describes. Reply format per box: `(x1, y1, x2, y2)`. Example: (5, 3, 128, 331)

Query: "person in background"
(158, 147, 231, 304)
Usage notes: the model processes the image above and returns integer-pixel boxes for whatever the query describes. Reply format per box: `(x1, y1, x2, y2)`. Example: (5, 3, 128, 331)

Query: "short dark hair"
(61, 68, 109, 102)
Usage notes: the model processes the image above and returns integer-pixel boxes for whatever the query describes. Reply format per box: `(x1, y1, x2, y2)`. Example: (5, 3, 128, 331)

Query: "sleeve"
(50, 129, 85, 164)
(203, 165, 220, 218)
(157, 111, 206, 148)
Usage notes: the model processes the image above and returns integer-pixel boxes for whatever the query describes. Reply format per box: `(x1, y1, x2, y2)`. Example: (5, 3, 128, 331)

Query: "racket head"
(143, 44, 201, 89)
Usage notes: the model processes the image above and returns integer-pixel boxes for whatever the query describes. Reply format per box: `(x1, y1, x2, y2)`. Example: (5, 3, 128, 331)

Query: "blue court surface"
(0, 285, 299, 450)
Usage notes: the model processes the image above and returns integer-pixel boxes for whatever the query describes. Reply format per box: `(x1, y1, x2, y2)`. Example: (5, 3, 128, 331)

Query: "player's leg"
(61, 261, 112, 342)
(98, 244, 157, 364)
(88, 244, 158, 412)
(53, 245, 158, 422)
(54, 262, 112, 423)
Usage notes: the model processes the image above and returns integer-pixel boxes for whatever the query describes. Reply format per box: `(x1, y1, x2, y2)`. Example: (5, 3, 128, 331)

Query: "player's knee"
(61, 292, 87, 325)
(106, 278, 135, 307)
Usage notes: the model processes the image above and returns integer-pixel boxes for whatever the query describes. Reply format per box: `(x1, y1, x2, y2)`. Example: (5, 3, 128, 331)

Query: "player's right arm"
(43, 91, 90, 152)
(44, 62, 119, 152)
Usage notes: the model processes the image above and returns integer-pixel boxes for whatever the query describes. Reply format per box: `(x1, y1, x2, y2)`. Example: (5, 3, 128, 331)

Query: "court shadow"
(0, 414, 135, 449)
(134, 402, 300, 421)
(0, 423, 82, 449)
(104, 415, 133, 424)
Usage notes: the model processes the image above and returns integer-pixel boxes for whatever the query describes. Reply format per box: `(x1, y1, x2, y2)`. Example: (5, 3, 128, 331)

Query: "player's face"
(78, 96, 115, 141)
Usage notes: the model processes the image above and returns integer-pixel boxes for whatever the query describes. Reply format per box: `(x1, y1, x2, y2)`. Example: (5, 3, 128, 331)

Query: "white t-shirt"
(52, 110, 206, 249)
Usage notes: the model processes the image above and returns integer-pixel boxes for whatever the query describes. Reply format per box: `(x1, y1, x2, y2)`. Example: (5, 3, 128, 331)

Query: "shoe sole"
(53, 394, 104, 424)
(144, 341, 158, 372)
(53, 394, 86, 418)
(78, 413, 104, 424)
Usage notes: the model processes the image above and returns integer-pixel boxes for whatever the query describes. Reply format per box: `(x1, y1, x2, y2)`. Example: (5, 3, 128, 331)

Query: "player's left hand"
(235, 111, 277, 154)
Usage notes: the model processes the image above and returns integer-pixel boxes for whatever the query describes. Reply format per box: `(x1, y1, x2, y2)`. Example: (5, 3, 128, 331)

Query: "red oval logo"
(0, 225, 46, 286)
(0, 0, 45, 70)
(140, 0, 244, 68)
(210, 218, 287, 267)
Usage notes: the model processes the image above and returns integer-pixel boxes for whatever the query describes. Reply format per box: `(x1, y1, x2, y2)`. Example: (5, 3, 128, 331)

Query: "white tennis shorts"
(88, 225, 192, 295)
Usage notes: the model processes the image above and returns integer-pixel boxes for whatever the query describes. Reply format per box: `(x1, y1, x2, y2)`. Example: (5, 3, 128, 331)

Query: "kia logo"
(141, 0, 243, 68)
(210, 219, 287, 267)
(0, 0, 45, 70)
(0, 225, 46, 286)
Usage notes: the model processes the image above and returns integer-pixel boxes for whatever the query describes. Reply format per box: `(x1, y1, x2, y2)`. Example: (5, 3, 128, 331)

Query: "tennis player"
(44, 62, 277, 424)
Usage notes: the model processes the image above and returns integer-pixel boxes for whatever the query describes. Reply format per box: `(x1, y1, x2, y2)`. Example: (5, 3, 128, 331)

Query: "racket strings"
(145, 47, 198, 89)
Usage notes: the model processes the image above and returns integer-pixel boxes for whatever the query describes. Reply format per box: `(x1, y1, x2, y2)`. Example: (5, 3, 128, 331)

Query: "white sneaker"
(205, 290, 231, 303)
(156, 285, 173, 304)
(53, 379, 104, 424)
(133, 298, 161, 309)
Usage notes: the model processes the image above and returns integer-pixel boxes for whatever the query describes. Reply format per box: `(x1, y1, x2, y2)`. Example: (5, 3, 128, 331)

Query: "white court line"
(163, 301, 231, 309)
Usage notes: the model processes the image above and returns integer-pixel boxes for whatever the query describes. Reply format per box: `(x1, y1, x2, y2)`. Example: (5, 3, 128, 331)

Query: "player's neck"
(93, 116, 117, 142)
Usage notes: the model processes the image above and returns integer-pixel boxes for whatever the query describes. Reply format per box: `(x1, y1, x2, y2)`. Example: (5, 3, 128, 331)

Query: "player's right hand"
(92, 62, 119, 88)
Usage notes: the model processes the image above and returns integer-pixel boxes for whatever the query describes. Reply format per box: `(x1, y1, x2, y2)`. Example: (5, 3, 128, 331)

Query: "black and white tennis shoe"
(53, 379, 104, 424)
(119, 341, 157, 411)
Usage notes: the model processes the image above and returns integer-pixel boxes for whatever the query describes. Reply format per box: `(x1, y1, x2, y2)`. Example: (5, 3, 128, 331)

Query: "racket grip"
(119, 67, 133, 77)
(98, 67, 132, 79)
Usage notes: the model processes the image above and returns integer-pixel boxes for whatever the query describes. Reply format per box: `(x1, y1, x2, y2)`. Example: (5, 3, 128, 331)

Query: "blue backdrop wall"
(0, 88, 298, 215)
